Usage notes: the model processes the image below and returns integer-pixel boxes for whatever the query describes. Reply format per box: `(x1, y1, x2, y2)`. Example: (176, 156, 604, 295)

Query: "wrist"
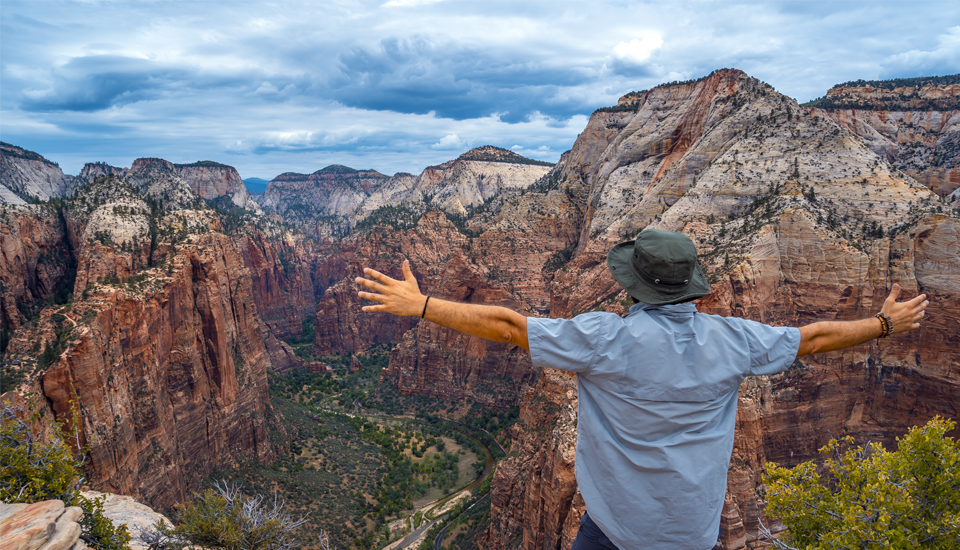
(420, 295, 431, 319)
(874, 312, 893, 338)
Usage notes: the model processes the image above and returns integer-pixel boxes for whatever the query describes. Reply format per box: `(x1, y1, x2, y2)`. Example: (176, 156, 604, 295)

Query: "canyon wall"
(0, 205, 75, 332)
(0, 168, 292, 509)
(257, 146, 553, 239)
(808, 78, 960, 198)
(175, 162, 262, 213)
(2, 69, 958, 549)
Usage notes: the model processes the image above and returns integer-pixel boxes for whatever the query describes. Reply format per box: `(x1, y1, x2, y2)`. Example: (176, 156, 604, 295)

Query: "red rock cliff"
(37, 233, 274, 508)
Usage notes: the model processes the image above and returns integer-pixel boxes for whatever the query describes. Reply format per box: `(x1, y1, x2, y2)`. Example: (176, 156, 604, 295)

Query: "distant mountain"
(455, 145, 555, 166)
(243, 177, 271, 195)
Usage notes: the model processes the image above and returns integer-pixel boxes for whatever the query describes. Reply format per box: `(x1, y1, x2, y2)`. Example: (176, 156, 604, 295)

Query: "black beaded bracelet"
(875, 312, 894, 338)
(421, 296, 431, 319)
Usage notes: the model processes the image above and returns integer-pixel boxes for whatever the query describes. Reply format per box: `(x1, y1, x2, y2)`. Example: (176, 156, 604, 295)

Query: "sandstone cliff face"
(175, 163, 262, 213)
(235, 231, 317, 339)
(2, 171, 280, 509)
(807, 78, 960, 198)
(0, 205, 75, 333)
(420, 158, 552, 216)
(484, 70, 960, 550)
(76, 159, 262, 212)
(257, 165, 391, 238)
(0, 143, 74, 203)
(31, 232, 273, 508)
(813, 109, 959, 198)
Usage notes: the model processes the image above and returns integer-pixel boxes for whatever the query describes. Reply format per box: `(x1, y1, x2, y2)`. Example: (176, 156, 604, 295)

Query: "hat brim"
(606, 240, 712, 306)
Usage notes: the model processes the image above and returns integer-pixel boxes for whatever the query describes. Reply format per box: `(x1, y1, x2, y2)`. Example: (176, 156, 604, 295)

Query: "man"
(355, 229, 929, 550)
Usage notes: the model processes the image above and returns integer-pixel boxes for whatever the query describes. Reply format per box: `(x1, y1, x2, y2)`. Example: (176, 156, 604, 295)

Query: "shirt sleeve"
(730, 317, 802, 376)
(527, 313, 606, 375)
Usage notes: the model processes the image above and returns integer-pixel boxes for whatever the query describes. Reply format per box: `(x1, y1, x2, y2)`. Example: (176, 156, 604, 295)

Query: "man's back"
(355, 230, 927, 549)
(527, 302, 800, 550)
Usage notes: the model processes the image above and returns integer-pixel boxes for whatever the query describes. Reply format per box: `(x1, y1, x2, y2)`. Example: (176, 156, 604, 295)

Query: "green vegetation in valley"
(213, 350, 513, 550)
(208, 390, 388, 549)
(435, 483, 491, 550)
(763, 416, 960, 549)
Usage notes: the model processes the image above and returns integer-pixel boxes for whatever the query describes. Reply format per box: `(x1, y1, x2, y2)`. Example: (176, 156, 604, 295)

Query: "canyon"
(1, 70, 958, 550)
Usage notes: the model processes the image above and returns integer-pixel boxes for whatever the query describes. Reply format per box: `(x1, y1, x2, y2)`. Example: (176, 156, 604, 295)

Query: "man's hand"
(798, 283, 929, 356)
(880, 283, 928, 335)
(356, 259, 529, 350)
(356, 260, 427, 317)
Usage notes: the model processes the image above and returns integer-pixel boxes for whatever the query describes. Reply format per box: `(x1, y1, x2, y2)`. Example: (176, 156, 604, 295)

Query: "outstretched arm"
(797, 284, 928, 356)
(356, 260, 529, 350)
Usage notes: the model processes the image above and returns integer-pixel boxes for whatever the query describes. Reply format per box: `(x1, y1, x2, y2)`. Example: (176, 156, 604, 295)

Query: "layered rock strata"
(75, 158, 261, 212)
(175, 162, 262, 213)
(2, 173, 281, 509)
(38, 234, 273, 507)
(0, 205, 75, 332)
(312, 178, 579, 405)
(806, 77, 960, 198)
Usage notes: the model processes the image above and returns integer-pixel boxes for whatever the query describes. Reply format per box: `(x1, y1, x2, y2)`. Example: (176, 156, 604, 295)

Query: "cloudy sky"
(2, 1, 959, 180)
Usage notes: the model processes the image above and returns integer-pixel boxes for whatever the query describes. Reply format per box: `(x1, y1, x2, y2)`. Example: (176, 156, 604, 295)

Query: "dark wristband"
(875, 312, 893, 338)
(421, 296, 430, 319)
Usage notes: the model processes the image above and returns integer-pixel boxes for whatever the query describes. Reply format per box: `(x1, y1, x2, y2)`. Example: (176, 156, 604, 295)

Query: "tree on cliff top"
(763, 416, 960, 549)
(0, 401, 132, 550)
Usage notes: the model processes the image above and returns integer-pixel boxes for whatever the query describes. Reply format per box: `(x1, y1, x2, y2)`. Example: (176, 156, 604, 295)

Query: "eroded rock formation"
(0, 143, 74, 204)
(803, 76, 960, 198)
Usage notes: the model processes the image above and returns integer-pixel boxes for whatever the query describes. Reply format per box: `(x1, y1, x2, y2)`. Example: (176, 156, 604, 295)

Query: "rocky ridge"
(1, 68, 958, 550)
(803, 75, 960, 199)
(256, 148, 553, 239)
(0, 143, 74, 204)
(75, 159, 262, 213)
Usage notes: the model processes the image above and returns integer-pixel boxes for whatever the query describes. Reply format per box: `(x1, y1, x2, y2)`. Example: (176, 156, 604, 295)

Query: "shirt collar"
(627, 301, 698, 316)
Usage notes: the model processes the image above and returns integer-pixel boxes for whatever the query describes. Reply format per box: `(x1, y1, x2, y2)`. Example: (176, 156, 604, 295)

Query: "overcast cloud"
(2, 0, 959, 179)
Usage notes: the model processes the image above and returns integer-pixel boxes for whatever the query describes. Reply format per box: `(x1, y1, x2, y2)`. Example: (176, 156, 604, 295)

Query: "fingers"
(885, 283, 901, 304)
(363, 267, 396, 285)
(905, 293, 928, 307)
(356, 277, 387, 294)
(357, 291, 386, 304)
(402, 259, 416, 283)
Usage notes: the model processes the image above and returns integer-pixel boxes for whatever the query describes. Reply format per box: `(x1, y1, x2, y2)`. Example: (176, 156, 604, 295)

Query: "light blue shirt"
(527, 302, 801, 550)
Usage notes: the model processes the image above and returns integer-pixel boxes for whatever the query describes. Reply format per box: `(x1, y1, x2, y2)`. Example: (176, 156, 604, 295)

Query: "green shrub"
(0, 401, 132, 550)
(142, 481, 308, 550)
(763, 416, 960, 549)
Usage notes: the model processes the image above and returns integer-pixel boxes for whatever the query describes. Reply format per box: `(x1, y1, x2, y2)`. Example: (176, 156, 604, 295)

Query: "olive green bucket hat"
(606, 229, 712, 306)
